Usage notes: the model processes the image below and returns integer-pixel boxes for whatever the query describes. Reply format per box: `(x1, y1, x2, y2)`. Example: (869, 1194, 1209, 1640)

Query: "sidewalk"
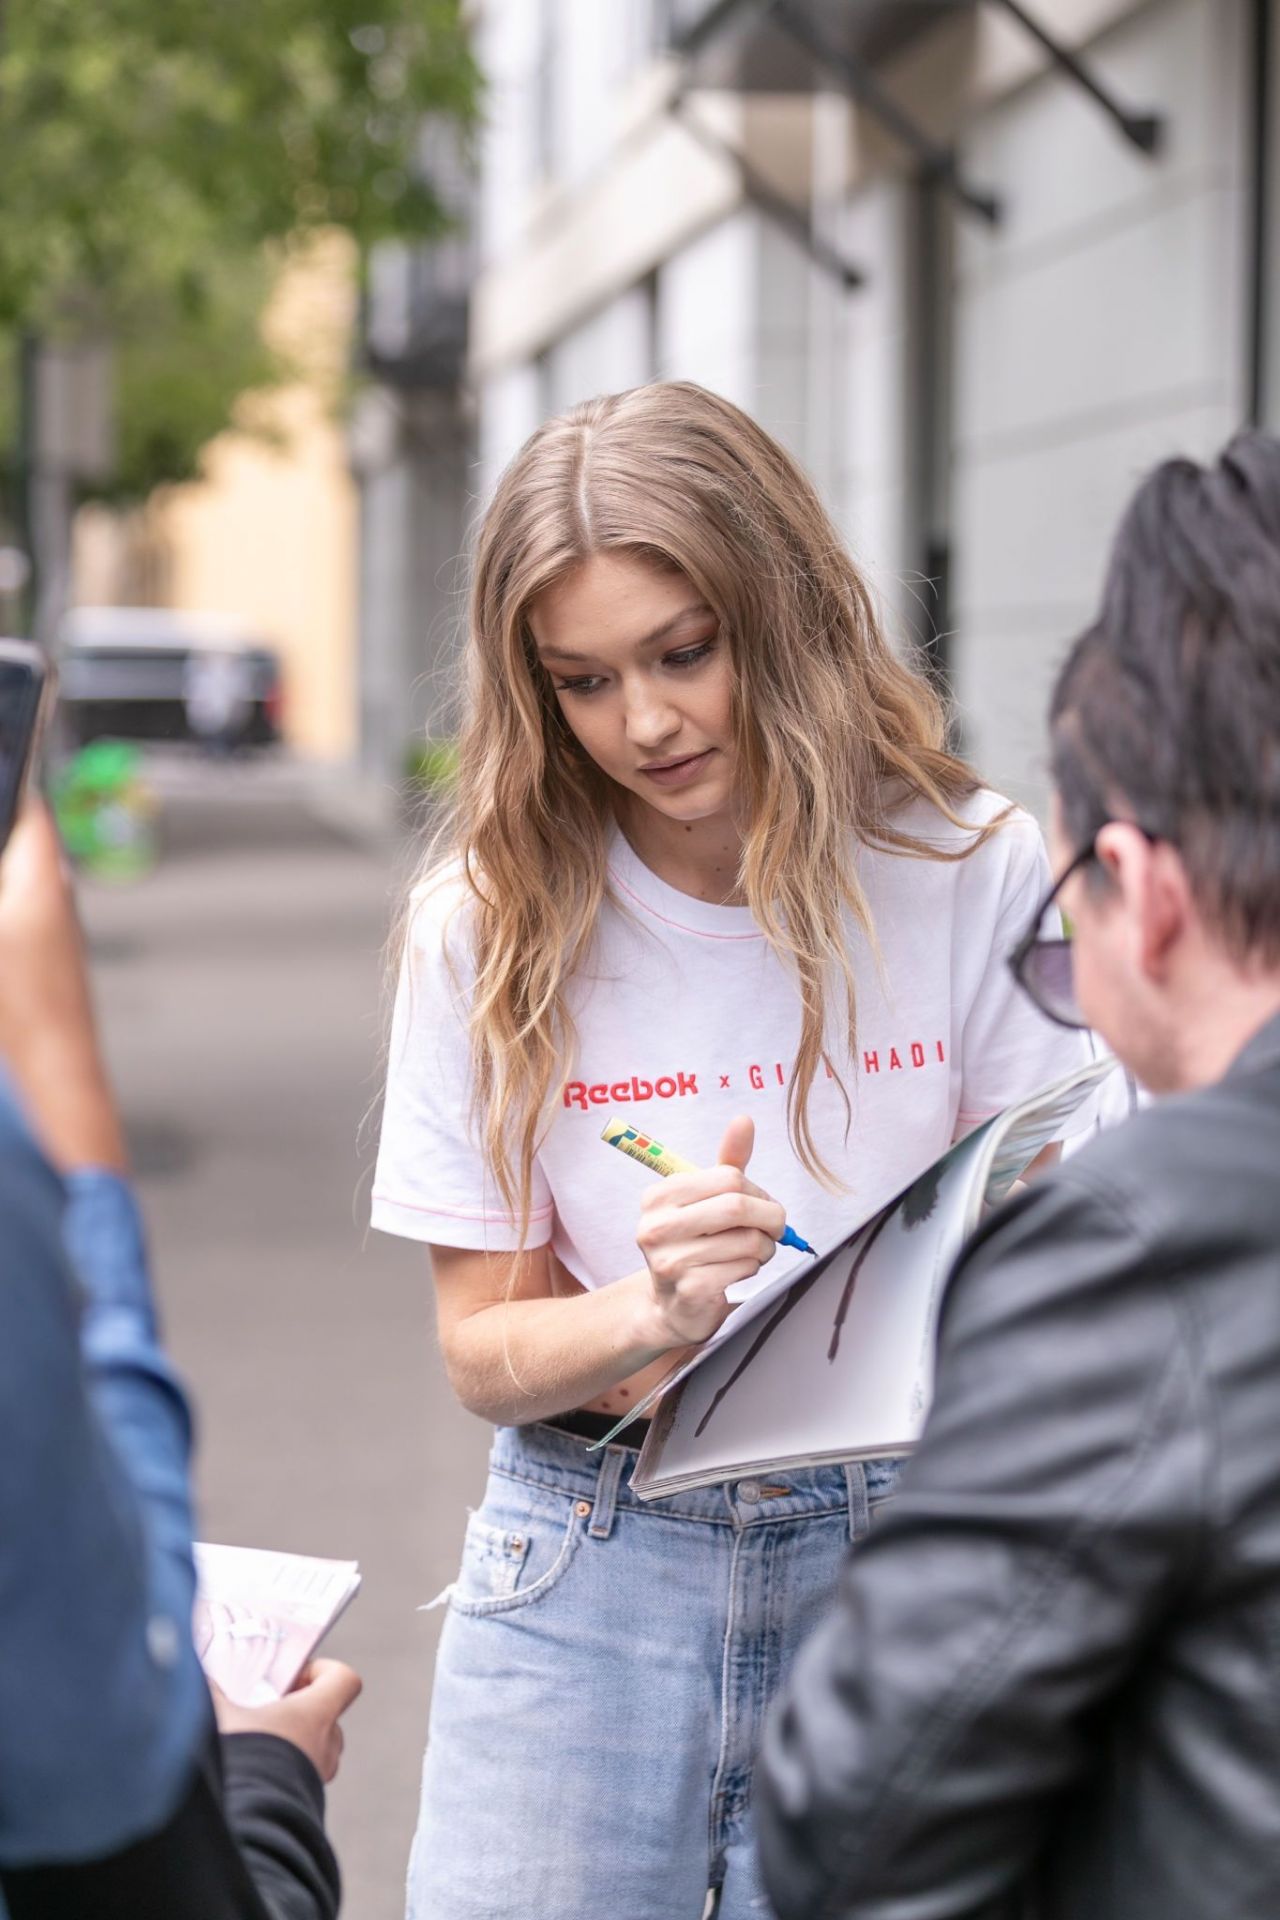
(80, 754, 490, 1918)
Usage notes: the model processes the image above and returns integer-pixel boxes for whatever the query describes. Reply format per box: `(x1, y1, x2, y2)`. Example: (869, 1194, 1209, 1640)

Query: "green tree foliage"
(0, 0, 478, 497)
(107, 255, 287, 500)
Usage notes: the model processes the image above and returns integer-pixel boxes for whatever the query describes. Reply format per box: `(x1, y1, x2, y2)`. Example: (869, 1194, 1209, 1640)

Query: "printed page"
(592, 1144, 968, 1445)
(193, 1542, 361, 1708)
(600, 1055, 1121, 1454)
(631, 1055, 1122, 1496)
(968, 1053, 1122, 1224)
(631, 1127, 991, 1496)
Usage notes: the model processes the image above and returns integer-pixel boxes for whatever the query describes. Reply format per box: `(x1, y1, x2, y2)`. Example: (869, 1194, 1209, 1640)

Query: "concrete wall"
(1264, 0, 1280, 431)
(831, 179, 920, 633)
(654, 214, 756, 404)
(477, 361, 540, 504)
(355, 393, 470, 777)
(544, 283, 655, 418)
(478, 205, 816, 506)
(468, 0, 740, 381)
(948, 0, 1252, 809)
(466, 0, 1266, 814)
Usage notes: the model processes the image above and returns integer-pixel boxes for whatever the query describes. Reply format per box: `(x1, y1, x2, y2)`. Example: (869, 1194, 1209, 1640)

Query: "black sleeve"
(0, 1729, 339, 1920)
(221, 1734, 341, 1920)
(755, 1168, 1208, 1920)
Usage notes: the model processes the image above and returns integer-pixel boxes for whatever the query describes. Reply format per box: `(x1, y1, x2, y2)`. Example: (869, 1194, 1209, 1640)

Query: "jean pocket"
(449, 1490, 585, 1618)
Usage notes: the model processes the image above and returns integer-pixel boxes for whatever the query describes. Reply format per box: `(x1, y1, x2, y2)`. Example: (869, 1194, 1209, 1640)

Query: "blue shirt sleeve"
(0, 1081, 209, 1866)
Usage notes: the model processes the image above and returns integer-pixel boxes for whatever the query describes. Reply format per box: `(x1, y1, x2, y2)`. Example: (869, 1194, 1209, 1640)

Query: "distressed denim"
(407, 1419, 900, 1920)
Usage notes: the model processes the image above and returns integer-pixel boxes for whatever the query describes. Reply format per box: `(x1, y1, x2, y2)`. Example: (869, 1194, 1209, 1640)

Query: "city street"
(79, 754, 490, 1919)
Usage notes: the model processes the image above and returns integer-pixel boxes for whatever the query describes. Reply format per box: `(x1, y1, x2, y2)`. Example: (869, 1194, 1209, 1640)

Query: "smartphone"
(0, 640, 50, 855)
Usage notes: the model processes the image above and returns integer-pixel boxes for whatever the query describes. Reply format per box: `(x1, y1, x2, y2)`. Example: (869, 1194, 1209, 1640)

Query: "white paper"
(632, 1127, 989, 1494)
(628, 1055, 1120, 1497)
(193, 1542, 361, 1707)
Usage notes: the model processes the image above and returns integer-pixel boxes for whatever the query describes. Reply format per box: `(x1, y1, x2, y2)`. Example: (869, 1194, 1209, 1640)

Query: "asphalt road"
(79, 754, 491, 1919)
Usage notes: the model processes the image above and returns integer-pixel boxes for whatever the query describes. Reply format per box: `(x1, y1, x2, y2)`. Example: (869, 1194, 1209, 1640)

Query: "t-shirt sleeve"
(954, 814, 1092, 1129)
(370, 882, 553, 1251)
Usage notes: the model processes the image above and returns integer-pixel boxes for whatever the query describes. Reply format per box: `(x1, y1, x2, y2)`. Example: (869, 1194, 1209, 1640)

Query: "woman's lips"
(638, 749, 714, 789)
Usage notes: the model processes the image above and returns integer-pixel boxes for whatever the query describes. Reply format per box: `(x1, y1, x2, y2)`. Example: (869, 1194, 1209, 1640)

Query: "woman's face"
(529, 551, 737, 826)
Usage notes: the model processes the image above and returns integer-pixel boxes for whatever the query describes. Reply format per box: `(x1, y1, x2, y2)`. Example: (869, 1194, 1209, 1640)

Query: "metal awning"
(666, 0, 1163, 231)
(669, 0, 974, 87)
(666, 0, 998, 223)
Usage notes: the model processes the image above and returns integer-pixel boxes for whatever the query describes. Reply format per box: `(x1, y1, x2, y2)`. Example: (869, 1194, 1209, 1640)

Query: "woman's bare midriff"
(579, 1351, 683, 1420)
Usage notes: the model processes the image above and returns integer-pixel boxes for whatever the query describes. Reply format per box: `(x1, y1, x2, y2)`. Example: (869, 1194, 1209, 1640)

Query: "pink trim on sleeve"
(370, 1188, 552, 1224)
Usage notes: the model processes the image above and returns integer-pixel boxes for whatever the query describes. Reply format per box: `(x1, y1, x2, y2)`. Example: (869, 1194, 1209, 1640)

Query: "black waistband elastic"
(544, 1408, 650, 1447)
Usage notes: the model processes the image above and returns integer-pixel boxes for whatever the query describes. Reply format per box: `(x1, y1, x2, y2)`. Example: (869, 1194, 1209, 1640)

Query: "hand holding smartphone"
(0, 641, 50, 855)
(0, 648, 127, 1171)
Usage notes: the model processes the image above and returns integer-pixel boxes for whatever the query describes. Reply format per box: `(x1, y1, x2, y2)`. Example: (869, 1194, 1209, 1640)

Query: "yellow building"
(75, 234, 359, 763)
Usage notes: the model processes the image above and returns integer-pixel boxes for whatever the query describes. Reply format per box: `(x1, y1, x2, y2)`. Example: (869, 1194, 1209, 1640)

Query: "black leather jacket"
(757, 1013, 1280, 1920)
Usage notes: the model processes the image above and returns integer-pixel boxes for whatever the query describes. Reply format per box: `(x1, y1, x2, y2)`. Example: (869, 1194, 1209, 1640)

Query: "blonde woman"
(373, 382, 1086, 1920)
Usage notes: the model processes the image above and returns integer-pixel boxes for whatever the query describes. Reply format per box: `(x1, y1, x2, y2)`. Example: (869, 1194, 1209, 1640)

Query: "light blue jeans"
(407, 1420, 900, 1920)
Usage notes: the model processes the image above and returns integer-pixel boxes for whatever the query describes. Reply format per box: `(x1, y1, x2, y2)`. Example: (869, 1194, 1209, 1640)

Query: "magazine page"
(629, 1055, 1120, 1499)
(589, 1237, 820, 1445)
(595, 1053, 1119, 1451)
(628, 1125, 991, 1498)
(193, 1542, 362, 1707)
(968, 1053, 1123, 1225)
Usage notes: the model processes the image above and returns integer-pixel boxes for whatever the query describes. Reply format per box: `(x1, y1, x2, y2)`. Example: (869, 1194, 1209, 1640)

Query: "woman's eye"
(556, 675, 604, 696)
(664, 640, 716, 671)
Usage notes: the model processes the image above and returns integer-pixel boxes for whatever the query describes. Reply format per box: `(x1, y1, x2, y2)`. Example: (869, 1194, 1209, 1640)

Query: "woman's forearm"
(442, 1269, 678, 1425)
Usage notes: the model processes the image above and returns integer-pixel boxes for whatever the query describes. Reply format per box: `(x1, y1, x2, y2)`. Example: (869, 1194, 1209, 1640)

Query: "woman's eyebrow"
(537, 604, 713, 665)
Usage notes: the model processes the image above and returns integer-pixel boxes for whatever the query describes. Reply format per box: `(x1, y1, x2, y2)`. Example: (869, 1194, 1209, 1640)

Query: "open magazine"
(591, 1054, 1119, 1501)
(193, 1543, 361, 1708)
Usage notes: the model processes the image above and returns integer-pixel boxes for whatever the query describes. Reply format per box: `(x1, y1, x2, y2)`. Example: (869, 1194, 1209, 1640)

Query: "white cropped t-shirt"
(372, 790, 1088, 1296)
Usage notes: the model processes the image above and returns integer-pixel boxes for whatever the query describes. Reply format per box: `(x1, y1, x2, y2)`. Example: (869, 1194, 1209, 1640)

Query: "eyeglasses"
(1009, 825, 1162, 1030)
(1007, 841, 1097, 1030)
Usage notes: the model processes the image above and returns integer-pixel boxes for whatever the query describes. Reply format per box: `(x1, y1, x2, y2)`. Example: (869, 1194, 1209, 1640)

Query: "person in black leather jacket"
(755, 433, 1280, 1920)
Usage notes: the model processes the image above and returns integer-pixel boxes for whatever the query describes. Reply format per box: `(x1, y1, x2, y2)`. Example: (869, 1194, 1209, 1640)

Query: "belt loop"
(844, 1461, 870, 1543)
(589, 1445, 626, 1539)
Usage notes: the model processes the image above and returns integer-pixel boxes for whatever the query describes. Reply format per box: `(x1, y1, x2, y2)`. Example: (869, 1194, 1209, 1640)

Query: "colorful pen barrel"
(600, 1114, 698, 1178)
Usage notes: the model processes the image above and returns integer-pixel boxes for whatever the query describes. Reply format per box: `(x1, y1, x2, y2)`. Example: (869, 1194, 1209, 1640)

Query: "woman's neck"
(615, 796, 747, 905)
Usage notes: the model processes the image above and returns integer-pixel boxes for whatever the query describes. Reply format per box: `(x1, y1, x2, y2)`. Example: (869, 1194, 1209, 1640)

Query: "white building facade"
(466, 0, 1280, 814)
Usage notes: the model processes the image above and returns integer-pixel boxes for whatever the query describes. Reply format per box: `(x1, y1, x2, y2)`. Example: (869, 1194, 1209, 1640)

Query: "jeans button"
(738, 1480, 761, 1503)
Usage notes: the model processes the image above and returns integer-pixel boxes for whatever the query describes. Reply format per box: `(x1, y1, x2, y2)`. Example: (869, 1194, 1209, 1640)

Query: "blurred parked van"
(58, 607, 284, 750)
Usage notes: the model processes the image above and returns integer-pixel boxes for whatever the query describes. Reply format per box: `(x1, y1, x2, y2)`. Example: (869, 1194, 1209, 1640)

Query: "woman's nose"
(624, 686, 680, 749)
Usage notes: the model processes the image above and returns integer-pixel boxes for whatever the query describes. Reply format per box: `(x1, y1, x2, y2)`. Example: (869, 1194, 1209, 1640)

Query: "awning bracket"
(770, 0, 1002, 224)
(993, 0, 1163, 153)
(668, 90, 868, 287)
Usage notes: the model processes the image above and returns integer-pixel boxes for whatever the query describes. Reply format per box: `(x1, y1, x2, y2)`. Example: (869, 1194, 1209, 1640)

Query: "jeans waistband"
(488, 1419, 902, 1530)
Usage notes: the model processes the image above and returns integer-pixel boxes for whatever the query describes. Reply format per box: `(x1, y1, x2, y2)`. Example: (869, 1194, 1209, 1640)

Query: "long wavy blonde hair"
(416, 381, 998, 1238)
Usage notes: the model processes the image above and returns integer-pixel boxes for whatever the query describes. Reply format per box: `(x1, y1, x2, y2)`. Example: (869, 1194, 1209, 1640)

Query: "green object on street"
(52, 740, 160, 881)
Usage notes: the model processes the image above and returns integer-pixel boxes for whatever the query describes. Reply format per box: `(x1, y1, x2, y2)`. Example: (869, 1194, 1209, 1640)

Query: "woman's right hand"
(635, 1116, 785, 1348)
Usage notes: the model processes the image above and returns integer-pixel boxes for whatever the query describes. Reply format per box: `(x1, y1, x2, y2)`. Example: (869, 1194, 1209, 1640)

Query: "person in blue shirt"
(0, 801, 358, 1917)
(0, 1088, 208, 1862)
